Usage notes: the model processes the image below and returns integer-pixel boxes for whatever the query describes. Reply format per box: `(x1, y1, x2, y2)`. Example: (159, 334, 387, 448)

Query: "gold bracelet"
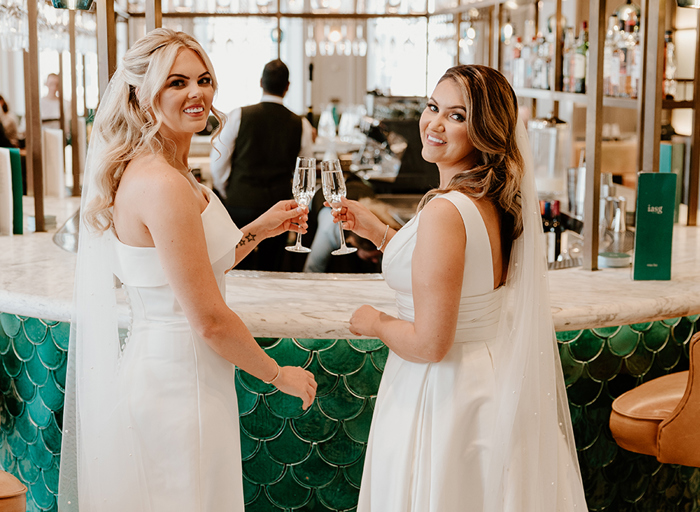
(376, 224, 390, 251)
(262, 360, 281, 385)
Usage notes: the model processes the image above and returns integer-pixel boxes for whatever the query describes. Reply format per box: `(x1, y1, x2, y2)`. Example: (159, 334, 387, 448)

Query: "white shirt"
(210, 94, 315, 198)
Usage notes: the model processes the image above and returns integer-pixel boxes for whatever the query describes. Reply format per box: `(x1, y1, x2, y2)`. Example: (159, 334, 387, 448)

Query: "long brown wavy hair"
(420, 65, 524, 241)
(83, 28, 224, 233)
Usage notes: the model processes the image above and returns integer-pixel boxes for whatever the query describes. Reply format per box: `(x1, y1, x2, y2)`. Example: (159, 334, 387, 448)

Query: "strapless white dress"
(109, 186, 245, 511)
(357, 190, 505, 512)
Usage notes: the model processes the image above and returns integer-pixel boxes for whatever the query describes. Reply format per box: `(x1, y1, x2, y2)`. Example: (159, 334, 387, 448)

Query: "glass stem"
(338, 220, 348, 249)
(294, 232, 303, 248)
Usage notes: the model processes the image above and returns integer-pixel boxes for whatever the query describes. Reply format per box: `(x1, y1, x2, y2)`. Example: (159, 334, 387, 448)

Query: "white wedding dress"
(104, 186, 245, 511)
(357, 190, 505, 511)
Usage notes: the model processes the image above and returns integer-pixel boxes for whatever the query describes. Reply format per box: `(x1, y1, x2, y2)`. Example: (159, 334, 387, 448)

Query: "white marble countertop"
(2, 196, 699, 337)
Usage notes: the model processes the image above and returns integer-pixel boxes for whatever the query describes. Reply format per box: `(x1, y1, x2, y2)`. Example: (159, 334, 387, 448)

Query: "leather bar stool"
(0, 471, 26, 511)
(610, 332, 700, 467)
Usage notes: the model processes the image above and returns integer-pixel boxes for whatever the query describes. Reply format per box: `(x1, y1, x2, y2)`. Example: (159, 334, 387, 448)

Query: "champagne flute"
(286, 157, 316, 253)
(321, 159, 357, 256)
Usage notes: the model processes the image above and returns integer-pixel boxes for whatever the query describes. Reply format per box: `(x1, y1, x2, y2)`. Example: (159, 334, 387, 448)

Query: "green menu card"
(633, 172, 677, 280)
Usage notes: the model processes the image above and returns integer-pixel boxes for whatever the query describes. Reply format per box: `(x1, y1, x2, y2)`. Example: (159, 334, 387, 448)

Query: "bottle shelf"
(662, 99, 695, 110)
(513, 88, 640, 109)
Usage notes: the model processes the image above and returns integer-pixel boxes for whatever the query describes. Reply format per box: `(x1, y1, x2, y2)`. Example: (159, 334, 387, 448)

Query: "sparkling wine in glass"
(286, 157, 317, 253)
(321, 160, 357, 256)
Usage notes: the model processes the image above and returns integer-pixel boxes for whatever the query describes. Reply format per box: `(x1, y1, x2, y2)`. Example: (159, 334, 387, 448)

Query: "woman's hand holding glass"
(321, 159, 357, 255)
(286, 157, 316, 253)
(328, 196, 388, 249)
(255, 199, 309, 240)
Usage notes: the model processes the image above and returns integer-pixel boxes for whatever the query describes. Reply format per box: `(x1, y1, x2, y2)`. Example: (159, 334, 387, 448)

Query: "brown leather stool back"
(0, 471, 26, 512)
(610, 332, 700, 467)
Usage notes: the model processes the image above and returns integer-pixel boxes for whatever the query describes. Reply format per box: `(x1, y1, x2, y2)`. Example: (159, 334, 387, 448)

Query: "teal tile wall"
(0, 311, 698, 511)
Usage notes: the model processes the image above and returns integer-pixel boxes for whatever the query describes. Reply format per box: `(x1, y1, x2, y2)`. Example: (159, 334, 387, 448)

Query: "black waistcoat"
(223, 102, 303, 210)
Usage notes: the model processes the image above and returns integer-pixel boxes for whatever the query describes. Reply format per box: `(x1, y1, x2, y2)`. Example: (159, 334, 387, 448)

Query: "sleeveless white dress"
(108, 186, 245, 511)
(357, 190, 505, 512)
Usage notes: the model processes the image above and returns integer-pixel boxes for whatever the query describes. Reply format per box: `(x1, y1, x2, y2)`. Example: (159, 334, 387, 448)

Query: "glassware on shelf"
(352, 23, 367, 57)
(305, 24, 317, 57)
(603, 15, 621, 97)
(561, 27, 575, 92)
(618, 16, 640, 98)
(286, 157, 316, 254)
(321, 160, 357, 256)
(614, 0, 640, 32)
(664, 30, 677, 100)
(573, 21, 588, 94)
(528, 115, 571, 202)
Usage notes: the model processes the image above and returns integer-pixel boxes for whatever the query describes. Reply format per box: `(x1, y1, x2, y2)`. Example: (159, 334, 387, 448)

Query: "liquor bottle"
(550, 200, 565, 261)
(533, 33, 548, 89)
(521, 36, 535, 88)
(512, 37, 524, 88)
(621, 18, 640, 98)
(561, 27, 575, 92)
(543, 201, 556, 263)
(573, 21, 588, 94)
(664, 30, 677, 99)
(603, 15, 621, 96)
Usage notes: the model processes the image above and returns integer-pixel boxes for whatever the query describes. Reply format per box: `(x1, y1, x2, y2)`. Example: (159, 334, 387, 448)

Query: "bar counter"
(1, 196, 700, 512)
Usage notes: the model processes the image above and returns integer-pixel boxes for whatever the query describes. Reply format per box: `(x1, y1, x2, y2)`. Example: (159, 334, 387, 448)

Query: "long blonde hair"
(420, 65, 524, 241)
(84, 28, 224, 232)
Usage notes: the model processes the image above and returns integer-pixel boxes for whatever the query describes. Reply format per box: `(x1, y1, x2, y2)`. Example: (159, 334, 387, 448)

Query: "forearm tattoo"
(237, 232, 257, 248)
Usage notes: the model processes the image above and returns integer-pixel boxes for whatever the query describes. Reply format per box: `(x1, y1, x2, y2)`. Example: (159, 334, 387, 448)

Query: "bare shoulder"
(119, 155, 191, 204)
(419, 194, 465, 231)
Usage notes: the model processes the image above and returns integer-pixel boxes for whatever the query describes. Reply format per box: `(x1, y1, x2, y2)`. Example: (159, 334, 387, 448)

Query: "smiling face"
(157, 48, 214, 140)
(419, 78, 479, 182)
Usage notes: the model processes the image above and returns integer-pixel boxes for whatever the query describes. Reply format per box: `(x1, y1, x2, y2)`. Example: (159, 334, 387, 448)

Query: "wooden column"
(582, 0, 606, 270)
(96, 0, 118, 99)
(24, 0, 45, 232)
(70, 11, 81, 196)
(490, 3, 500, 70)
(687, 10, 700, 226)
(641, 0, 665, 172)
(145, 0, 162, 32)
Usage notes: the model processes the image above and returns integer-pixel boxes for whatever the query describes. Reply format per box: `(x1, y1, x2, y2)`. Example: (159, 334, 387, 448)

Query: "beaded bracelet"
(376, 224, 390, 251)
(263, 360, 281, 385)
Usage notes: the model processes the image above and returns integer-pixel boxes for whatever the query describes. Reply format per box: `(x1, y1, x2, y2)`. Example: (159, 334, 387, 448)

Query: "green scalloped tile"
(6, 430, 28, 459)
(17, 457, 40, 484)
(2, 350, 22, 379)
(678, 466, 697, 483)
(28, 478, 56, 511)
(243, 475, 261, 505)
(661, 317, 681, 327)
(291, 448, 338, 489)
(41, 466, 59, 495)
(318, 425, 364, 467)
(630, 322, 653, 333)
(12, 331, 35, 363)
(571, 405, 603, 451)
(293, 493, 337, 512)
(318, 381, 364, 421)
(342, 455, 364, 489)
(569, 330, 605, 363)
(592, 326, 621, 338)
(267, 338, 312, 368)
(584, 469, 617, 511)
(345, 358, 382, 399)
(15, 368, 37, 403)
(15, 412, 38, 444)
(567, 375, 603, 408)
(28, 440, 54, 471)
(267, 468, 313, 509)
(265, 390, 307, 420)
(343, 402, 374, 444)
(346, 338, 384, 352)
(624, 340, 655, 378)
(642, 322, 671, 352)
(49, 322, 70, 351)
(635, 454, 663, 477)
(0, 314, 22, 338)
(583, 430, 618, 470)
(672, 317, 695, 345)
(4, 391, 24, 417)
(242, 444, 285, 485)
(38, 374, 64, 412)
(256, 337, 282, 349)
(557, 330, 583, 344)
(23, 319, 48, 345)
(0, 328, 11, 355)
(40, 418, 62, 455)
(292, 402, 340, 444)
(35, 337, 64, 371)
(0, 366, 15, 394)
(318, 339, 366, 375)
(317, 471, 360, 511)
(25, 353, 50, 388)
(602, 450, 635, 484)
(53, 361, 67, 391)
(240, 432, 261, 462)
(266, 421, 312, 465)
(236, 369, 276, 395)
(656, 337, 683, 371)
(663, 479, 684, 506)
(0, 400, 15, 434)
(586, 343, 622, 383)
(689, 469, 700, 494)
(304, 354, 338, 398)
(295, 338, 336, 351)
(651, 465, 676, 494)
(370, 347, 389, 372)
(608, 325, 640, 358)
(240, 400, 285, 441)
(235, 377, 259, 416)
